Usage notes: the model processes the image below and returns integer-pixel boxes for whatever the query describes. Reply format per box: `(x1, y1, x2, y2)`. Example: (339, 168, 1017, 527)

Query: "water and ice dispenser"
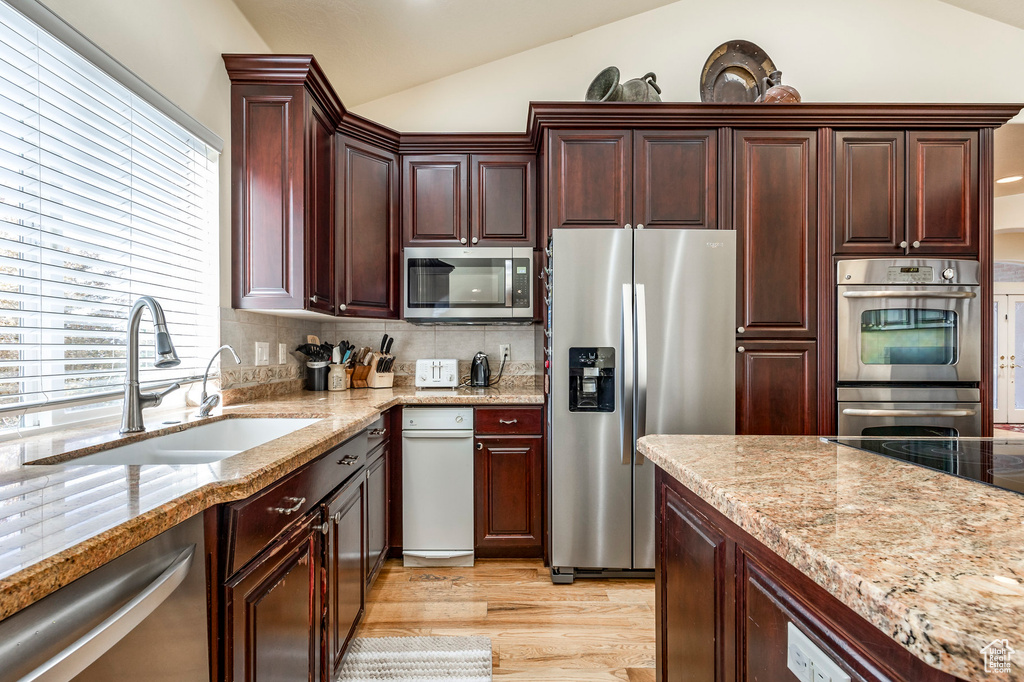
(568, 347, 615, 412)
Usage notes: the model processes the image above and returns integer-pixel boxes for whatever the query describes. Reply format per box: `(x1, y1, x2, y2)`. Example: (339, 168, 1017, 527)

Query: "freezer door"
(632, 229, 736, 569)
(551, 228, 634, 570)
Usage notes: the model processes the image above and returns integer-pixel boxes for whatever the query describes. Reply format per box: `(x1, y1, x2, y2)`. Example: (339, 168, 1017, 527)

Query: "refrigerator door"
(551, 229, 634, 570)
(632, 229, 736, 569)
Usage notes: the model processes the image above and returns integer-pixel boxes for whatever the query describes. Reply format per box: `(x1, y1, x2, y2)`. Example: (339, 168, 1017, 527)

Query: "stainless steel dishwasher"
(0, 514, 209, 682)
(402, 407, 475, 567)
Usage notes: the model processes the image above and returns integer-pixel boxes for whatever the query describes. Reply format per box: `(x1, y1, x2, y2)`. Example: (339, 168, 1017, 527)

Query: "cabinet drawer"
(226, 431, 367, 576)
(475, 407, 542, 435)
(366, 413, 389, 452)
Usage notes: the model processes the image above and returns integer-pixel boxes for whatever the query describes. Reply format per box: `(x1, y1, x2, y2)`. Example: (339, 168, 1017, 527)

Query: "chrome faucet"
(197, 344, 241, 417)
(120, 296, 181, 434)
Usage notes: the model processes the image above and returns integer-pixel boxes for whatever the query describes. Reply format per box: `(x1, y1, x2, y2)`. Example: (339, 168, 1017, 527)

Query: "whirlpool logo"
(705, 242, 726, 249)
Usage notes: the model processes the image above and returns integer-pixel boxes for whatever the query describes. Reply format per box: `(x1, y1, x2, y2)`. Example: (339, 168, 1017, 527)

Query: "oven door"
(837, 285, 980, 383)
(837, 401, 982, 438)
(404, 247, 533, 321)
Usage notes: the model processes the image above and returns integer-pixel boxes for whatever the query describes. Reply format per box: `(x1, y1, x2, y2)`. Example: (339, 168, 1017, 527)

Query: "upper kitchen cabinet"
(546, 130, 632, 229)
(833, 130, 978, 256)
(907, 131, 978, 255)
(402, 153, 536, 247)
(632, 130, 717, 229)
(338, 136, 400, 318)
(733, 130, 818, 339)
(225, 55, 343, 314)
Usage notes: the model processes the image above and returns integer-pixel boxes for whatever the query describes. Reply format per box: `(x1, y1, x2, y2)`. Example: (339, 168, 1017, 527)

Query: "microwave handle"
(841, 408, 978, 417)
(841, 291, 977, 299)
(505, 259, 513, 306)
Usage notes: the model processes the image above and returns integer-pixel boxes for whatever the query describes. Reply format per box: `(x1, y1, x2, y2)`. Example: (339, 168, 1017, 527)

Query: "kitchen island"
(638, 435, 1024, 682)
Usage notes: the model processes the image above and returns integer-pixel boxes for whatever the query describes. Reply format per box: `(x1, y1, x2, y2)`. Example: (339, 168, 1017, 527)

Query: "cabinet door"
(474, 436, 543, 557)
(907, 131, 978, 255)
(633, 130, 717, 229)
(547, 130, 631, 229)
(733, 131, 817, 338)
(736, 340, 818, 435)
(365, 446, 388, 586)
(833, 131, 905, 255)
(657, 475, 728, 682)
(470, 154, 536, 246)
(338, 137, 399, 318)
(231, 84, 307, 310)
(402, 155, 469, 246)
(226, 514, 321, 682)
(306, 98, 336, 314)
(325, 477, 364, 677)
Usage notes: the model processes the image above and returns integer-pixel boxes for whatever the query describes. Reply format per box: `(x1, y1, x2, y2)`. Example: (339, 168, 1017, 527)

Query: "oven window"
(407, 258, 507, 308)
(860, 309, 958, 365)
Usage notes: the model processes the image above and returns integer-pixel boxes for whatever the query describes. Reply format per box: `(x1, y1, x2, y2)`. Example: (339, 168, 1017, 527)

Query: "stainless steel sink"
(61, 418, 321, 466)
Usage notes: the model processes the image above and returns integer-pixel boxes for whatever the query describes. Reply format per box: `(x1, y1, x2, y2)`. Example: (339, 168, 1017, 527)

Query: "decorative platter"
(699, 40, 777, 103)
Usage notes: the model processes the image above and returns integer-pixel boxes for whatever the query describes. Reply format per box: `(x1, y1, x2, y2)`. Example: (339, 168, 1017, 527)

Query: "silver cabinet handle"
(899, 241, 908, 248)
(368, 428, 387, 436)
(737, 326, 745, 334)
(334, 511, 341, 523)
(842, 291, 976, 299)
(636, 223, 644, 230)
(498, 419, 518, 425)
(737, 346, 745, 353)
(310, 295, 319, 303)
(841, 408, 977, 417)
(318, 521, 330, 535)
(460, 237, 467, 244)
(912, 240, 921, 248)
(271, 496, 306, 514)
(624, 223, 632, 230)
(18, 546, 195, 682)
(339, 304, 347, 311)
(472, 236, 479, 243)
(338, 455, 358, 466)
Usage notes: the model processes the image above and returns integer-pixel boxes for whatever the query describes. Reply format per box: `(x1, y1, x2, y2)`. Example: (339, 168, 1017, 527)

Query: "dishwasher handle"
(19, 545, 195, 682)
(402, 430, 474, 439)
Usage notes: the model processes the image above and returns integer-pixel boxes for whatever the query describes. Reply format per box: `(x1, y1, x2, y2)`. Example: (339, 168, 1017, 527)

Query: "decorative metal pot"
(586, 67, 663, 102)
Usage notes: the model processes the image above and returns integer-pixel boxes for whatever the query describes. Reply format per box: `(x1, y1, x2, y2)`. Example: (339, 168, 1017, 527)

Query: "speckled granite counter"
(638, 434, 1024, 682)
(0, 385, 542, 621)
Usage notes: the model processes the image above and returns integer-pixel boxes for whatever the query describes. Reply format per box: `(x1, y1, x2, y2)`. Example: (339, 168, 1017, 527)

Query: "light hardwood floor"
(354, 559, 656, 681)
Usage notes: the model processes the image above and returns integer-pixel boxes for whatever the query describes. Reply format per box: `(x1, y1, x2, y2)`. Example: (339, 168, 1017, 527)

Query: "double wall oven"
(836, 259, 982, 437)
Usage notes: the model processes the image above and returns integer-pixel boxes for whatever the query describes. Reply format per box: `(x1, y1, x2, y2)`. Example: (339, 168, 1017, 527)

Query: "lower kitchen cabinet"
(225, 513, 322, 682)
(365, 443, 389, 586)
(656, 469, 958, 682)
(324, 476, 365, 678)
(736, 340, 818, 435)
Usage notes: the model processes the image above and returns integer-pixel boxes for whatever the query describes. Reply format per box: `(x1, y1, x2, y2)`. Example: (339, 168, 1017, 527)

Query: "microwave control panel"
(512, 259, 531, 308)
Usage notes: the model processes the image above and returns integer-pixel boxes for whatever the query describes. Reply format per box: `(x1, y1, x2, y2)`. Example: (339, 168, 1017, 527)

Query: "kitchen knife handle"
(621, 284, 634, 466)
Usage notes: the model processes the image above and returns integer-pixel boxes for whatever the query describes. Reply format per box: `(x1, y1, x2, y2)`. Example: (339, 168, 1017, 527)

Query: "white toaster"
(415, 359, 459, 388)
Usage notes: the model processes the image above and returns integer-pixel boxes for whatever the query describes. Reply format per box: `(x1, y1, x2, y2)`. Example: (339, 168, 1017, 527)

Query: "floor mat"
(337, 636, 491, 682)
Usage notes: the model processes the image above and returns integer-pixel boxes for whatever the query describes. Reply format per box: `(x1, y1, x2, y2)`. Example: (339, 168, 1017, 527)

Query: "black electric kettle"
(470, 352, 490, 387)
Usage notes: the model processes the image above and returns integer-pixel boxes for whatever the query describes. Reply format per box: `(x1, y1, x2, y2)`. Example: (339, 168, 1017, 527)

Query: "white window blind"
(0, 1, 218, 430)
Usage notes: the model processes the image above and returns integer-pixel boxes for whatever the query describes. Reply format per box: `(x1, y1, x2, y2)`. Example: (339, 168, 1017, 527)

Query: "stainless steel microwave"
(404, 247, 534, 322)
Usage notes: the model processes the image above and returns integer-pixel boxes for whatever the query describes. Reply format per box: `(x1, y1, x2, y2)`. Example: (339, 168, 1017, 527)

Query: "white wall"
(354, 0, 1024, 132)
(41, 0, 270, 309)
(996, 194, 1024, 232)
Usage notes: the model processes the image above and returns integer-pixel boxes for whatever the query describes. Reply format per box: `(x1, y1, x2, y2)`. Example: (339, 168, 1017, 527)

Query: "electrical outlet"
(787, 623, 850, 682)
(254, 342, 270, 366)
(278, 343, 287, 364)
(498, 343, 511, 362)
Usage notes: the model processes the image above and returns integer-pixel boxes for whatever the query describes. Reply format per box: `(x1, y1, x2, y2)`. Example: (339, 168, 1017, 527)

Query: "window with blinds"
(0, 1, 218, 433)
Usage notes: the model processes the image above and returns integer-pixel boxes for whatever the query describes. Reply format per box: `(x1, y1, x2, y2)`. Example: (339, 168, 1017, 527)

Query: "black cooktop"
(828, 437, 1024, 497)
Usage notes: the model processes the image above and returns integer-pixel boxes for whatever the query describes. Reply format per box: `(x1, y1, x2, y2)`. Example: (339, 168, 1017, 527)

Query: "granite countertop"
(638, 434, 1024, 682)
(0, 385, 542, 621)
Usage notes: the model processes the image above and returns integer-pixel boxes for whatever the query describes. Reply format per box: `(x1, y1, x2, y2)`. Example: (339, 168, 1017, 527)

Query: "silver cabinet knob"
(476, 442, 483, 450)
(624, 224, 632, 230)
(636, 223, 644, 230)
(912, 240, 921, 248)
(460, 237, 467, 244)
(472, 236, 479, 244)
(310, 295, 319, 303)
(339, 304, 347, 311)
(334, 511, 341, 523)
(737, 346, 745, 353)
(899, 241, 908, 249)
(737, 326, 745, 334)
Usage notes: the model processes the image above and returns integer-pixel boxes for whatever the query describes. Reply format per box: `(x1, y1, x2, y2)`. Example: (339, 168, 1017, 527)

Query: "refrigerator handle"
(621, 283, 634, 466)
(635, 283, 647, 465)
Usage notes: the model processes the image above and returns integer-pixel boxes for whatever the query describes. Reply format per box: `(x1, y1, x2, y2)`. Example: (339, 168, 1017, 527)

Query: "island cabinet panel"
(402, 155, 469, 246)
(471, 154, 537, 245)
(907, 131, 978, 255)
(547, 130, 632, 229)
(736, 340, 818, 435)
(655, 469, 961, 682)
(633, 129, 718, 229)
(365, 443, 389, 585)
(225, 513, 321, 682)
(306, 99, 337, 314)
(324, 476, 365, 679)
(833, 131, 905, 255)
(656, 481, 730, 682)
(338, 136, 399, 318)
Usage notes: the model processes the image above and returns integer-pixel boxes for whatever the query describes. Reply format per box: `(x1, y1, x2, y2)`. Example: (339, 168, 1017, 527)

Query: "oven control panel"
(837, 259, 979, 286)
(885, 265, 934, 283)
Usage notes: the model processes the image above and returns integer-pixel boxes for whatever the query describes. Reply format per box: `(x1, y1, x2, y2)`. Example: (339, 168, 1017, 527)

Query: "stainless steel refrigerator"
(548, 228, 736, 581)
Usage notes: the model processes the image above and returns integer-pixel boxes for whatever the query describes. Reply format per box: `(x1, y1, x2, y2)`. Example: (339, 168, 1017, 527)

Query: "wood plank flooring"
(354, 559, 656, 680)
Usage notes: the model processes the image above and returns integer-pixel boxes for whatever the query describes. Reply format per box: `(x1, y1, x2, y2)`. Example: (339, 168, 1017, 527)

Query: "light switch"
(278, 343, 287, 364)
(254, 341, 269, 366)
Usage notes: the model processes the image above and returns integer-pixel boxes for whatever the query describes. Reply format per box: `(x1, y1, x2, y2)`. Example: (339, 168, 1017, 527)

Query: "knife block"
(367, 353, 394, 389)
(351, 364, 371, 388)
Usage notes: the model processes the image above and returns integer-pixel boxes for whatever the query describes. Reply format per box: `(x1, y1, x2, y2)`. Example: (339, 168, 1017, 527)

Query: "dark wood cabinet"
(546, 129, 632, 229)
(338, 136, 399, 318)
(365, 444, 388, 586)
(473, 436, 543, 557)
(656, 479, 729, 682)
(471, 154, 536, 245)
(833, 131, 905, 255)
(307, 101, 337, 314)
(736, 340, 818, 435)
(402, 154, 469, 246)
(907, 131, 978, 255)
(633, 129, 717, 229)
(733, 130, 818, 339)
(226, 513, 322, 682)
(324, 476, 364, 679)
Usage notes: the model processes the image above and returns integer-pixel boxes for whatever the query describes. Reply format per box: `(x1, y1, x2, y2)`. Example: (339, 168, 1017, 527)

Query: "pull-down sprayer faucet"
(120, 296, 181, 434)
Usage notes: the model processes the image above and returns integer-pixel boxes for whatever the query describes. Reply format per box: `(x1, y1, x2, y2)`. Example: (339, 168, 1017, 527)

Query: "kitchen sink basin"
(60, 418, 321, 466)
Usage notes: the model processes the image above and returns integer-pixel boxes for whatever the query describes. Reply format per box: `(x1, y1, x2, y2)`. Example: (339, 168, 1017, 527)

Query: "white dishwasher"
(402, 407, 475, 567)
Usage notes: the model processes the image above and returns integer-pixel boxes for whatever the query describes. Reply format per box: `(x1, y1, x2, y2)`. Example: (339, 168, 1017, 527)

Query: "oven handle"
(841, 291, 976, 299)
(841, 408, 977, 417)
